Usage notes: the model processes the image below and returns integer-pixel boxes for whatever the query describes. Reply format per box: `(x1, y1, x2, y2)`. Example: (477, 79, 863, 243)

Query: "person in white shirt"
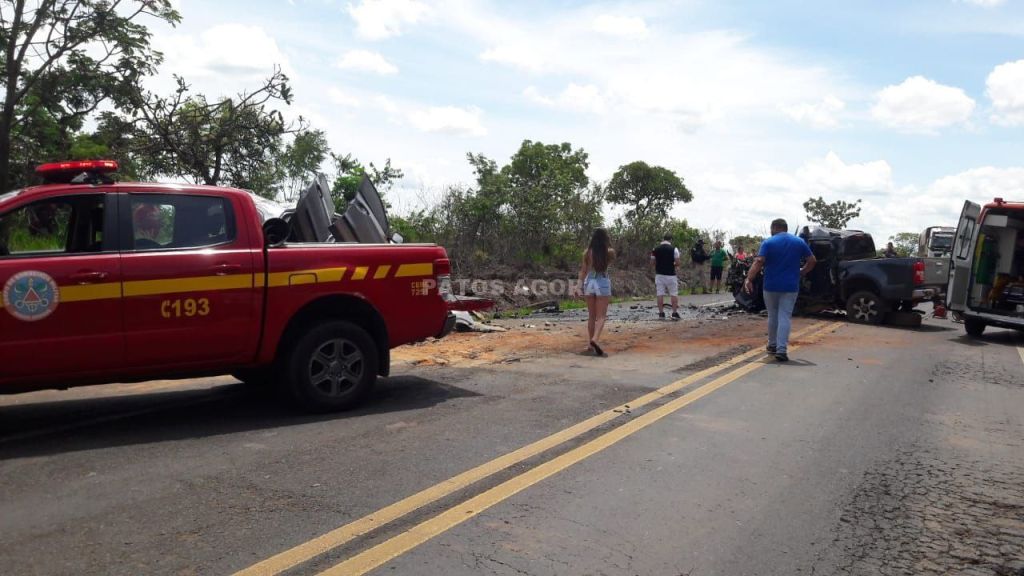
(651, 234, 681, 320)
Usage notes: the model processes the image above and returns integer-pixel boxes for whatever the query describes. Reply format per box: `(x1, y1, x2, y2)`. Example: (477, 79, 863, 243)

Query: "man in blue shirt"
(744, 219, 817, 361)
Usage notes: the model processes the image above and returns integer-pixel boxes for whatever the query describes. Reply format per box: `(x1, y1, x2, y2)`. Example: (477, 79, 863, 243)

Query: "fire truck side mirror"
(263, 218, 291, 247)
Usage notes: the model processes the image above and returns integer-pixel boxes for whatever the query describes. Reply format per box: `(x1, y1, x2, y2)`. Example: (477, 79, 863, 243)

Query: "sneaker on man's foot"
(766, 345, 777, 354)
(658, 311, 666, 319)
(671, 311, 681, 320)
(775, 353, 789, 362)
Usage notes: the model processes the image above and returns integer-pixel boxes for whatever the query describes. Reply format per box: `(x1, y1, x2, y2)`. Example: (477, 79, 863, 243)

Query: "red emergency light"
(35, 160, 119, 184)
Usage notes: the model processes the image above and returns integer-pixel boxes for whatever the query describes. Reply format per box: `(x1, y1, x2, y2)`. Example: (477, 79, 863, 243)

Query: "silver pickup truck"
(918, 257, 950, 298)
(916, 226, 956, 297)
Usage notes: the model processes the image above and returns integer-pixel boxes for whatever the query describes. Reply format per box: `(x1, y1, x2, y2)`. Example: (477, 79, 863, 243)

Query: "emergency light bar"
(35, 160, 119, 184)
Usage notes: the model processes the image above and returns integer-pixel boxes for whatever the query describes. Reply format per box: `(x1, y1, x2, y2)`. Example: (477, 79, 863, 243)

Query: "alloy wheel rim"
(853, 297, 877, 321)
(308, 338, 364, 397)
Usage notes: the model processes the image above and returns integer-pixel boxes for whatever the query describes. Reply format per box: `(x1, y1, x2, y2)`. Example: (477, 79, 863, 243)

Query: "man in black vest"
(651, 233, 681, 319)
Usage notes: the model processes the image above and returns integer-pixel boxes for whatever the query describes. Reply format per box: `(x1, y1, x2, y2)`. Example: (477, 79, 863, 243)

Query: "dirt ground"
(394, 307, 773, 369)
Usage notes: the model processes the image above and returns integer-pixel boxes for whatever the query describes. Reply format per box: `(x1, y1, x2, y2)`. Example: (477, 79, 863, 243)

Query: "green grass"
(559, 299, 587, 310)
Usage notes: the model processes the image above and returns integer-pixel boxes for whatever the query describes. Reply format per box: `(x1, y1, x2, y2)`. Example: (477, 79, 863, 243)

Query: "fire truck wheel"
(286, 320, 379, 413)
(846, 290, 886, 325)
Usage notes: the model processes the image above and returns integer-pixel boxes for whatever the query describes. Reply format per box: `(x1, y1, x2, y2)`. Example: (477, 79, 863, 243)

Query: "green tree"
(0, 0, 180, 190)
(729, 234, 764, 254)
(465, 140, 601, 266)
(368, 158, 403, 192)
(401, 142, 603, 270)
(888, 232, 918, 257)
(329, 152, 403, 212)
(605, 161, 692, 226)
(803, 196, 862, 229)
(110, 69, 298, 198)
(278, 129, 329, 201)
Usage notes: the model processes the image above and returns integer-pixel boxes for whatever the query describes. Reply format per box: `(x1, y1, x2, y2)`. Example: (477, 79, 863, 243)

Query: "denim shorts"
(584, 273, 612, 296)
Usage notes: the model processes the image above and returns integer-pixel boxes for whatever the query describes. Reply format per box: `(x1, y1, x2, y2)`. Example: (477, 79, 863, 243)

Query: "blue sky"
(150, 0, 1024, 241)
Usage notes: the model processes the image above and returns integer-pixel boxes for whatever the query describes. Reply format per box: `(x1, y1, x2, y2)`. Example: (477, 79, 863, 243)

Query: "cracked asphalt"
(1, 296, 1022, 575)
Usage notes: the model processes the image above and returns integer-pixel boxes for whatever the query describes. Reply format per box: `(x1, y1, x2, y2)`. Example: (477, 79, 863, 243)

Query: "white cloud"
(794, 152, 894, 195)
(152, 23, 290, 82)
(781, 96, 846, 129)
(373, 95, 401, 114)
(692, 153, 1024, 243)
(480, 44, 548, 73)
(927, 166, 1024, 200)
(470, 7, 848, 134)
(328, 87, 361, 107)
(347, 0, 430, 40)
(745, 152, 893, 199)
(958, 0, 1006, 6)
(524, 83, 607, 115)
(408, 105, 486, 136)
(862, 166, 1024, 241)
(592, 14, 649, 39)
(986, 59, 1024, 126)
(336, 49, 399, 75)
(686, 152, 896, 238)
(871, 76, 975, 132)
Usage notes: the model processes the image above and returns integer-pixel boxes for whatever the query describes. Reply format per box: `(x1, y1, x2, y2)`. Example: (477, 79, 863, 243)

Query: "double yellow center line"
(236, 321, 841, 576)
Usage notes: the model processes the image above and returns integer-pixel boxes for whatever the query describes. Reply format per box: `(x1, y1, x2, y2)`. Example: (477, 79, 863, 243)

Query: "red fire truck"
(0, 161, 456, 412)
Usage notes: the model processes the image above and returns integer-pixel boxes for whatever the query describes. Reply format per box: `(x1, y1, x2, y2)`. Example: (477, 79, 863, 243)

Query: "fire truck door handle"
(212, 263, 242, 276)
(69, 271, 109, 283)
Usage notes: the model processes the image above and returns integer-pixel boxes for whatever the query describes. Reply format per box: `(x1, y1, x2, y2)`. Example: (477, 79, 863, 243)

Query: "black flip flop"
(590, 341, 607, 357)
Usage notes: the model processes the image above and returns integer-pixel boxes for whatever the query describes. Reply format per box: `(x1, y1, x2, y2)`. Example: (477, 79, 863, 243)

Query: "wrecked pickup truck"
(0, 161, 456, 412)
(728, 228, 935, 325)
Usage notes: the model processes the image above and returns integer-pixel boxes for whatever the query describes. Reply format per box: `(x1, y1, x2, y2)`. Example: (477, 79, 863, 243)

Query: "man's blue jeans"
(764, 291, 799, 353)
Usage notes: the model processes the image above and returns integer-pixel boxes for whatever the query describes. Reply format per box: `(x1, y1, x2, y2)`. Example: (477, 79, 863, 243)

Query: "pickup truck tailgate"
(921, 257, 950, 292)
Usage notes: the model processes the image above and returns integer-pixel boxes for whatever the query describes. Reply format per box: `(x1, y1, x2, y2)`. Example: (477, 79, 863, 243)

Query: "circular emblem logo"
(3, 270, 60, 322)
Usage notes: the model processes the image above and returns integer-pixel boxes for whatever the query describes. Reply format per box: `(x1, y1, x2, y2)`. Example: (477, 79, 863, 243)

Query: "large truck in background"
(918, 226, 956, 257)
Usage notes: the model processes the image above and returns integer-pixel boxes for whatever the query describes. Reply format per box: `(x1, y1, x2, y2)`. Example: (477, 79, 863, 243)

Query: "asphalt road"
(1, 302, 1023, 576)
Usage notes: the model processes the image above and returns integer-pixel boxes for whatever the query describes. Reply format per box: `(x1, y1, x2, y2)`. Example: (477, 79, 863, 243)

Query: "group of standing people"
(576, 219, 816, 361)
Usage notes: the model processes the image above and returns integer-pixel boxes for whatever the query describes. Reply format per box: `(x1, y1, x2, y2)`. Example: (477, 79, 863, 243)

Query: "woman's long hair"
(589, 228, 610, 272)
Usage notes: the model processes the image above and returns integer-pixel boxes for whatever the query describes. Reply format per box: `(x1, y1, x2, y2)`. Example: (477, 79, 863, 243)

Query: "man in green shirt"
(709, 241, 730, 294)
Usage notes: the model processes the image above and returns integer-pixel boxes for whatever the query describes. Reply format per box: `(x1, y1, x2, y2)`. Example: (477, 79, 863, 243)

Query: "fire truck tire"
(846, 290, 886, 325)
(964, 318, 986, 337)
(285, 320, 379, 413)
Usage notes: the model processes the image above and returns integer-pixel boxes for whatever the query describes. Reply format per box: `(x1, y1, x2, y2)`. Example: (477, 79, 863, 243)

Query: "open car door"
(947, 200, 981, 311)
(331, 175, 390, 244)
(288, 175, 335, 242)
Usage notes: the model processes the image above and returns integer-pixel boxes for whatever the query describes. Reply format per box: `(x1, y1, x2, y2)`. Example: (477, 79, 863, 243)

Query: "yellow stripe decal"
(265, 267, 347, 288)
(315, 267, 348, 283)
(289, 274, 317, 286)
(395, 263, 433, 278)
(373, 265, 391, 280)
(56, 266, 362, 302)
(122, 274, 253, 297)
(59, 282, 122, 303)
